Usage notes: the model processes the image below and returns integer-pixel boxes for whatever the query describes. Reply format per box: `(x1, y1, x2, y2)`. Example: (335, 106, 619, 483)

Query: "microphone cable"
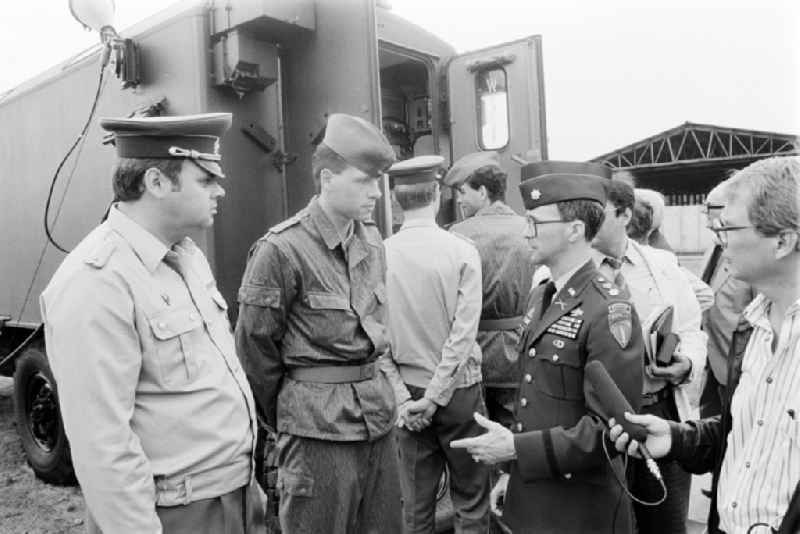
(602, 429, 667, 507)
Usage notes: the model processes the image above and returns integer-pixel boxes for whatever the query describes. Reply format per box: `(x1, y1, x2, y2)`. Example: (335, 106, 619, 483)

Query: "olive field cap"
(100, 113, 232, 178)
(388, 155, 446, 185)
(442, 151, 501, 187)
(321, 113, 396, 177)
(519, 160, 608, 210)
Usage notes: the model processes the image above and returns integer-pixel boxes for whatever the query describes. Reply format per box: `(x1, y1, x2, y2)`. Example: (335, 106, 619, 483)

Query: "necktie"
(600, 256, 629, 294)
(540, 281, 557, 318)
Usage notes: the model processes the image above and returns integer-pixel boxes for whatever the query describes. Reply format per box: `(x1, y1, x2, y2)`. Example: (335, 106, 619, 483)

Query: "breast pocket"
(148, 306, 204, 385)
(302, 291, 353, 345)
(530, 335, 584, 401)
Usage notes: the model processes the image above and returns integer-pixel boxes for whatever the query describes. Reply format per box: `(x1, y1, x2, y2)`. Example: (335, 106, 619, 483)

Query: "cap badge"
(530, 189, 542, 200)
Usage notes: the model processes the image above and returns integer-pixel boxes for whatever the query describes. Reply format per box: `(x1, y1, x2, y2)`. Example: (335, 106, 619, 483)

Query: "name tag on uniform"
(546, 316, 583, 340)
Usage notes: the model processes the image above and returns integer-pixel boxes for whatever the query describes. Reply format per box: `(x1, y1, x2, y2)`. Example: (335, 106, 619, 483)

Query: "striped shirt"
(717, 294, 800, 532)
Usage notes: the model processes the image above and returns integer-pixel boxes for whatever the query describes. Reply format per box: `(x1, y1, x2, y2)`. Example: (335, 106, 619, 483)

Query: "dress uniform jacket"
(40, 207, 257, 533)
(504, 260, 644, 533)
(449, 201, 535, 388)
(235, 197, 395, 441)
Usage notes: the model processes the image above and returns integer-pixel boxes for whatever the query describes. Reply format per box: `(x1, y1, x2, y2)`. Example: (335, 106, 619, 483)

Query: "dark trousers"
(398, 383, 490, 534)
(87, 478, 267, 534)
(629, 394, 691, 534)
(275, 431, 402, 534)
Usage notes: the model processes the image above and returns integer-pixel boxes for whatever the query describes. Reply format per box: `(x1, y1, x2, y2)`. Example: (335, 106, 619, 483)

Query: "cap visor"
(192, 159, 225, 179)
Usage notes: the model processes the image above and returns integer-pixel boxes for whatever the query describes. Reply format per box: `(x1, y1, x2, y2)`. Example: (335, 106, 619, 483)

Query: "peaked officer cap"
(519, 160, 609, 210)
(388, 155, 446, 185)
(100, 113, 232, 178)
(321, 113, 396, 177)
(442, 151, 502, 187)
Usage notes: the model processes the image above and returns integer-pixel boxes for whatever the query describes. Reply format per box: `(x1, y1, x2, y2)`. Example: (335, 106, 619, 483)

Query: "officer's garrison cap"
(442, 151, 501, 187)
(519, 160, 610, 210)
(321, 113, 396, 178)
(100, 113, 232, 178)
(388, 155, 446, 185)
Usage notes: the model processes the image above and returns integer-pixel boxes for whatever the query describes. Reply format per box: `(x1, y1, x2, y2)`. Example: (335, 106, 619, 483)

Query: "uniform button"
(528, 348, 536, 357)
(516, 422, 523, 432)
(757, 419, 764, 426)
(745, 462, 751, 468)
(520, 398, 528, 407)
(564, 473, 572, 479)
(158, 322, 167, 329)
(766, 377, 773, 384)
(524, 374, 533, 383)
(189, 312, 198, 320)
(552, 354, 559, 362)
(731, 502, 737, 509)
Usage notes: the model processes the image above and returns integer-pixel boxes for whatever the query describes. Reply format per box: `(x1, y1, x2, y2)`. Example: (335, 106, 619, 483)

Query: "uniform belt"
(287, 362, 376, 384)
(641, 386, 672, 407)
(479, 315, 524, 331)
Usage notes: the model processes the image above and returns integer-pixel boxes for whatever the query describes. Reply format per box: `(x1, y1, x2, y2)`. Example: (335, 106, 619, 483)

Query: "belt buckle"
(359, 363, 374, 381)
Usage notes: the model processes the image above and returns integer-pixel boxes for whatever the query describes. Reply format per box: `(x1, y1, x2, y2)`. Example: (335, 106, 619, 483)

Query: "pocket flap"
(149, 307, 203, 340)
(277, 468, 314, 497)
(238, 284, 281, 308)
(305, 291, 350, 310)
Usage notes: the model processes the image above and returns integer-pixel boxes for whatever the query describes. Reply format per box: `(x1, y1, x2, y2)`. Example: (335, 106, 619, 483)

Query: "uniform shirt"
(40, 207, 256, 534)
(449, 202, 535, 388)
(703, 252, 755, 385)
(619, 240, 706, 401)
(381, 218, 482, 406)
(235, 197, 395, 441)
(717, 294, 800, 532)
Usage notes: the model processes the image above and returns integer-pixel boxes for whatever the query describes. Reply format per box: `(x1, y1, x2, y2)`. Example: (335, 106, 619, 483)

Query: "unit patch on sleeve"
(545, 315, 584, 340)
(608, 302, 633, 348)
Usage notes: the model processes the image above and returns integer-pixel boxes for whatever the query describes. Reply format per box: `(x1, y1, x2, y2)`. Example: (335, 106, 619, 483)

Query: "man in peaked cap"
(445, 152, 536, 438)
(452, 161, 644, 533)
(40, 114, 267, 533)
(235, 113, 402, 534)
(380, 155, 491, 532)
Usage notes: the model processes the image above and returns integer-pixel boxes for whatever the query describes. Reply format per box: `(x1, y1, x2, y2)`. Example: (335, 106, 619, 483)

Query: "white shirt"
(717, 294, 800, 532)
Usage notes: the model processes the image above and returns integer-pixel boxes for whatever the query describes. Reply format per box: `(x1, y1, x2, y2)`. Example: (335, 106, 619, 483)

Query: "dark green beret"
(519, 160, 610, 210)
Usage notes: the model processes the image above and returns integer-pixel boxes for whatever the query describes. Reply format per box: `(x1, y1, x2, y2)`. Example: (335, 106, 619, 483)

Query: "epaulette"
(451, 231, 476, 247)
(591, 275, 623, 298)
(267, 213, 303, 235)
(84, 239, 118, 269)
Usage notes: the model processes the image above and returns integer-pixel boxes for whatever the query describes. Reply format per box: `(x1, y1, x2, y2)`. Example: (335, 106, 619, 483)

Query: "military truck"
(0, 0, 546, 496)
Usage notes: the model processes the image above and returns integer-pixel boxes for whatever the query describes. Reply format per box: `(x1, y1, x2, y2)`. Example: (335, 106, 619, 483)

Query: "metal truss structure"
(592, 122, 800, 169)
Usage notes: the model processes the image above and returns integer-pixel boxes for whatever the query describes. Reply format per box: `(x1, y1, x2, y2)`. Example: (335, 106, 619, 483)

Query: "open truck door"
(446, 36, 548, 215)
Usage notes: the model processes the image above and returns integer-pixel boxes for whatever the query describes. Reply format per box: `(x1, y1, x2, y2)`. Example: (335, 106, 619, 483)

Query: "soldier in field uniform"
(452, 161, 644, 533)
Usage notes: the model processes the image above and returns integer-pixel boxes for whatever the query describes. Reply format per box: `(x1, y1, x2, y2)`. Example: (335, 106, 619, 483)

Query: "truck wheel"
(13, 346, 75, 485)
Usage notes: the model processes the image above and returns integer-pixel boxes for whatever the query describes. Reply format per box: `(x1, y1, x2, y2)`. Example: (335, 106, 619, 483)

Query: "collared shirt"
(703, 252, 756, 384)
(619, 240, 706, 397)
(235, 197, 395, 441)
(450, 201, 535, 387)
(40, 207, 256, 534)
(381, 218, 483, 406)
(717, 294, 800, 532)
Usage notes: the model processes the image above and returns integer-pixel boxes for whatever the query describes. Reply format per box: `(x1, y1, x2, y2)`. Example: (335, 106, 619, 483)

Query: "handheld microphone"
(585, 360, 662, 482)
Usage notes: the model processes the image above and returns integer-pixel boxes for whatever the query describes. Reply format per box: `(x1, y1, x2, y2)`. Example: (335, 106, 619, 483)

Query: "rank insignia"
(569, 308, 583, 317)
(530, 189, 542, 200)
(608, 302, 633, 348)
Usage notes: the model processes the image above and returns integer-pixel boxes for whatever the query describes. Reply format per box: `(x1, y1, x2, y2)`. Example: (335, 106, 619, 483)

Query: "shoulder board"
(451, 231, 476, 246)
(591, 275, 623, 298)
(83, 239, 118, 269)
(268, 213, 304, 235)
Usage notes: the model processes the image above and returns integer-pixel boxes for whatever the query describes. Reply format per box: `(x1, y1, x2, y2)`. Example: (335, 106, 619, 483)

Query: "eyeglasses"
(525, 215, 567, 237)
(709, 218, 753, 247)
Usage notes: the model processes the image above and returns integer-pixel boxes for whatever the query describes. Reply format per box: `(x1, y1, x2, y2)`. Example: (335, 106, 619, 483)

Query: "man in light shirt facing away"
(381, 155, 490, 533)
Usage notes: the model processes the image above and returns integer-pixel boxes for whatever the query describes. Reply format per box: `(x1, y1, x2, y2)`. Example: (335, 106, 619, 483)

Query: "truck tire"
(13, 346, 76, 485)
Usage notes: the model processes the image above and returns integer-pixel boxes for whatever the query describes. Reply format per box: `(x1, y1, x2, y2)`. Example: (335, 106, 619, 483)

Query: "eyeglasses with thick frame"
(525, 215, 568, 237)
(709, 218, 753, 247)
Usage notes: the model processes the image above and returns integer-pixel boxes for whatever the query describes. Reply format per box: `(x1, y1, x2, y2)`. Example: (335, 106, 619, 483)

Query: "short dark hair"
(394, 182, 438, 211)
(312, 143, 350, 190)
(555, 199, 605, 241)
(627, 199, 654, 242)
(605, 180, 635, 215)
(466, 165, 507, 202)
(113, 158, 184, 201)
